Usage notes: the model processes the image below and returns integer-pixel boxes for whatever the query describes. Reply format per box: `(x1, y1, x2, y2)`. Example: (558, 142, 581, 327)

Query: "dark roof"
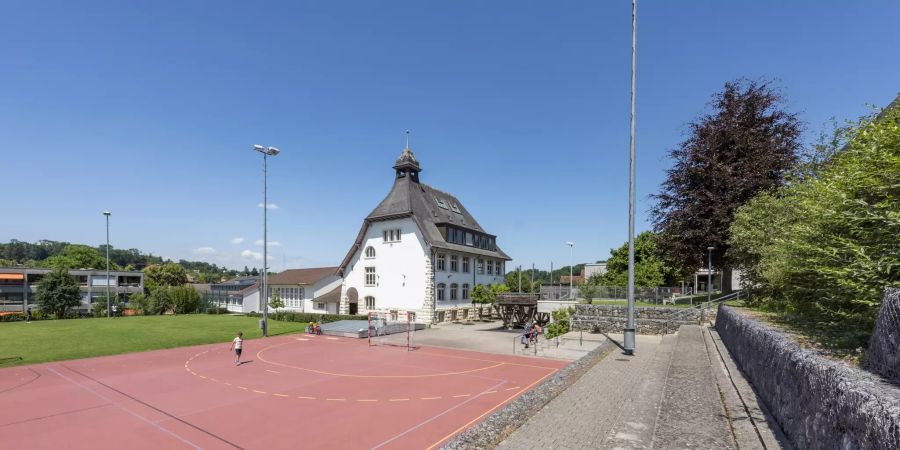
(267, 267, 338, 285)
(314, 286, 342, 303)
(232, 283, 259, 296)
(339, 147, 510, 275)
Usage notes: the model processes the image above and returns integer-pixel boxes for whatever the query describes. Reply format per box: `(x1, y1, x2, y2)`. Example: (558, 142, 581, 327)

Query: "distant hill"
(0, 239, 245, 281)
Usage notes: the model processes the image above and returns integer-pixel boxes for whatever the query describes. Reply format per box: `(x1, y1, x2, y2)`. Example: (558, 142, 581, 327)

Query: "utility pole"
(624, 0, 638, 355)
(103, 211, 111, 318)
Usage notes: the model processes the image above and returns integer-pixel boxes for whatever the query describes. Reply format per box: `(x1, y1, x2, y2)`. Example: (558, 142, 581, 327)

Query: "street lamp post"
(623, 0, 638, 355)
(253, 144, 280, 337)
(565, 242, 574, 299)
(707, 246, 714, 310)
(103, 211, 111, 318)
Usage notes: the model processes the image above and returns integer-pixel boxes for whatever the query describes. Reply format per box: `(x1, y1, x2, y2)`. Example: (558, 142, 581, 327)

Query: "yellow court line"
(356, 399, 377, 402)
(326, 398, 346, 401)
(505, 387, 520, 391)
(237, 386, 248, 390)
(297, 396, 316, 400)
(256, 341, 504, 378)
(421, 397, 442, 400)
(273, 394, 289, 398)
(389, 398, 409, 402)
(265, 370, 280, 374)
(424, 369, 561, 450)
(452, 394, 470, 398)
(253, 390, 267, 394)
(482, 390, 497, 394)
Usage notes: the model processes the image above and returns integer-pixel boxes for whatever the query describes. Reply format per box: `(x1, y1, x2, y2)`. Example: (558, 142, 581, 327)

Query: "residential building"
(0, 267, 144, 313)
(583, 262, 608, 281)
(209, 276, 259, 313)
(266, 267, 342, 314)
(337, 145, 511, 324)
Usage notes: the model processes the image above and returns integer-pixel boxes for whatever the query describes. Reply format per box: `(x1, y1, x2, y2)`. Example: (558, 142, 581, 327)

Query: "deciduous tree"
(34, 268, 82, 318)
(652, 79, 804, 292)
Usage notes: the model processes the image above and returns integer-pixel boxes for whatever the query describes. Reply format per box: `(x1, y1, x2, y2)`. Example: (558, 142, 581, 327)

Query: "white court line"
(47, 367, 202, 450)
(368, 379, 506, 450)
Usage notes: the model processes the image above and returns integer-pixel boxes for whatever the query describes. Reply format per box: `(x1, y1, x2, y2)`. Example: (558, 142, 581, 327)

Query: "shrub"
(545, 307, 575, 339)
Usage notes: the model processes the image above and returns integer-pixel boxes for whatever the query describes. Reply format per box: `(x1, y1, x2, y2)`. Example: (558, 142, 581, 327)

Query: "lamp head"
(566, 241, 574, 247)
(103, 211, 111, 216)
(252, 144, 265, 152)
(266, 146, 280, 156)
(707, 246, 715, 251)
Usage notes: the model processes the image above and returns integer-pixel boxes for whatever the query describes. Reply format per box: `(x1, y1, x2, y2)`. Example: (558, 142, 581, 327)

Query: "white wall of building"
(432, 251, 505, 310)
(343, 218, 429, 313)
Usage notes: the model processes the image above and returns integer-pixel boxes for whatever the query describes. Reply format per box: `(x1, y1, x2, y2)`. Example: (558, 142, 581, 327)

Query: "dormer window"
(450, 203, 461, 213)
(433, 195, 449, 210)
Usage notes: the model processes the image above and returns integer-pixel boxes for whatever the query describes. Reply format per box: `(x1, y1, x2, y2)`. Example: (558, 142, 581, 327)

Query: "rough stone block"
(866, 288, 900, 385)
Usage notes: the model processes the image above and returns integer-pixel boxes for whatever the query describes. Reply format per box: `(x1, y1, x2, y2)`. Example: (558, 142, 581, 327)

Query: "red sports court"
(0, 334, 566, 449)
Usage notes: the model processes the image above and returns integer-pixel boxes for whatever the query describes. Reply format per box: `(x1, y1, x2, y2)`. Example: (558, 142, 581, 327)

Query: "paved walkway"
(498, 326, 740, 449)
(383, 321, 605, 360)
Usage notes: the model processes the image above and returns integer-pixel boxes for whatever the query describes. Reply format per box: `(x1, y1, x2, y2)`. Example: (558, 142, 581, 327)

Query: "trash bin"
(258, 319, 267, 334)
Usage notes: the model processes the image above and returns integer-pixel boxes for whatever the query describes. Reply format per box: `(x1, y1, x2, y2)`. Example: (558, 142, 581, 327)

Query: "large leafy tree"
(597, 231, 679, 287)
(144, 262, 188, 292)
(652, 79, 804, 292)
(35, 268, 82, 318)
(729, 102, 899, 340)
(45, 244, 108, 270)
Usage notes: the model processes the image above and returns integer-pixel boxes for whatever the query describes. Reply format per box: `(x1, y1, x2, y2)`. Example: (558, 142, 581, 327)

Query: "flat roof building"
(0, 267, 144, 313)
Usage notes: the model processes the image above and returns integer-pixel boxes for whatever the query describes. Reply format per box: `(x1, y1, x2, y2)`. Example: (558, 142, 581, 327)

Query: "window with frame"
(383, 229, 402, 243)
(317, 302, 325, 310)
(365, 296, 375, 310)
(463, 257, 470, 273)
(477, 259, 485, 274)
(365, 246, 376, 258)
(437, 253, 446, 271)
(497, 261, 503, 275)
(450, 255, 458, 272)
(450, 283, 458, 300)
(365, 267, 376, 286)
(487, 260, 493, 275)
(462, 283, 469, 300)
(436, 283, 446, 301)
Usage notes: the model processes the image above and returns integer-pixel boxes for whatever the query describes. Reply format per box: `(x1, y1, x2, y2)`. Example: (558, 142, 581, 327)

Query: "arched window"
(365, 246, 376, 258)
(462, 283, 470, 300)
(365, 296, 375, 310)
(450, 283, 458, 300)
(436, 283, 446, 301)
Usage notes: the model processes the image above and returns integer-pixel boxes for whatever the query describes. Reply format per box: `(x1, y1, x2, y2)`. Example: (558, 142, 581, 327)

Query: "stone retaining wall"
(716, 305, 900, 449)
(571, 304, 708, 334)
(866, 288, 900, 384)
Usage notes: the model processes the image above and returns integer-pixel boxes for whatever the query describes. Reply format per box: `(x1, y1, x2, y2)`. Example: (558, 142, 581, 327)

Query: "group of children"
(520, 321, 543, 348)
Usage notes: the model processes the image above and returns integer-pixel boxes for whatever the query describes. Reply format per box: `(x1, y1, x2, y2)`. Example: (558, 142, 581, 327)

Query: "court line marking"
(256, 341, 504, 378)
(47, 367, 203, 450)
(356, 399, 377, 402)
(421, 396, 441, 400)
(265, 370, 280, 374)
(297, 396, 316, 400)
(326, 398, 346, 401)
(424, 368, 560, 450)
(252, 390, 267, 394)
(273, 394, 289, 398)
(370, 379, 508, 450)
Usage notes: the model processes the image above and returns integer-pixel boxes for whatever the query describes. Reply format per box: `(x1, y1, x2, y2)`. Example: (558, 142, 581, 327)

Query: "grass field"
(0, 315, 308, 367)
(586, 300, 694, 308)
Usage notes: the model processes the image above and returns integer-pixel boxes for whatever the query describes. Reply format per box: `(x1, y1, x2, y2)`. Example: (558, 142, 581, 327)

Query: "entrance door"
(349, 302, 357, 315)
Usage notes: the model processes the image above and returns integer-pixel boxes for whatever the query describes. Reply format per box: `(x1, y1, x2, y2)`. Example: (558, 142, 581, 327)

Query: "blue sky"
(2, 1, 898, 271)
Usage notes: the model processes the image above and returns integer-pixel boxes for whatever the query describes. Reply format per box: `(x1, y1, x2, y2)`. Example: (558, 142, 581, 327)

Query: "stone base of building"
(432, 306, 493, 324)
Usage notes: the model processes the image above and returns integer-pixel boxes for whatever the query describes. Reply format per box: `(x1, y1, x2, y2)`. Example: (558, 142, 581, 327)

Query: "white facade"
(340, 217, 507, 322)
(342, 218, 428, 313)
(268, 275, 342, 314)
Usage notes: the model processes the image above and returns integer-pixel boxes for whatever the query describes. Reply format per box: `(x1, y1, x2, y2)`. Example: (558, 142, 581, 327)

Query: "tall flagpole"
(624, 0, 638, 355)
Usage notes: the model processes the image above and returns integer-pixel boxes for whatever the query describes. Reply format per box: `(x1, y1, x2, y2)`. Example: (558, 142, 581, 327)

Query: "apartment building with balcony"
(0, 267, 144, 312)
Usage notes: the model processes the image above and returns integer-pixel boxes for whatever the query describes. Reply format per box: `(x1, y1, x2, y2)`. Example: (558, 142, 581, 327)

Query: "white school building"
(336, 145, 511, 324)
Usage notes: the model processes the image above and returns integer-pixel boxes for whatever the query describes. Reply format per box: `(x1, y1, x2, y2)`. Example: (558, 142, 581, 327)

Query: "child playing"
(229, 331, 243, 366)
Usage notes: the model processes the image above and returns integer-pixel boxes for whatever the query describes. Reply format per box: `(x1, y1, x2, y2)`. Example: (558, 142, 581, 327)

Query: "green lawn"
(0, 315, 308, 367)
(585, 299, 694, 308)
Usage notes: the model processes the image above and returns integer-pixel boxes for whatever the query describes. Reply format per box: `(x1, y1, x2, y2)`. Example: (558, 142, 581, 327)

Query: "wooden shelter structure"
(492, 293, 549, 329)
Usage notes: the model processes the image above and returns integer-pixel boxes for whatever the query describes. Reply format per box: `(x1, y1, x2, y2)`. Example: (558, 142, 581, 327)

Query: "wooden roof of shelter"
(494, 293, 540, 306)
